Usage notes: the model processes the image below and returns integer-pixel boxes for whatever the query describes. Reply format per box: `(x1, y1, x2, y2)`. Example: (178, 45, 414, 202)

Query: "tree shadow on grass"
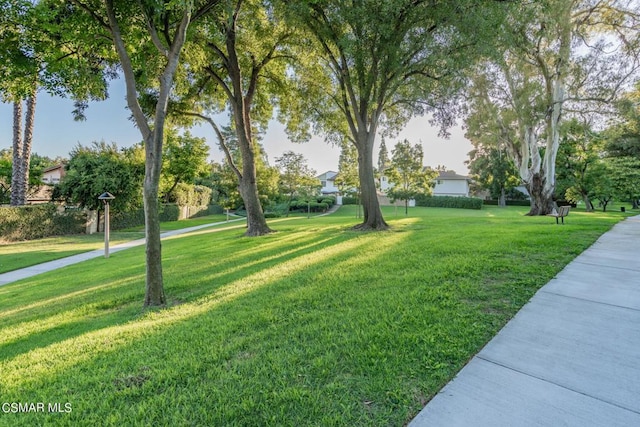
(0, 227, 411, 426)
(0, 226, 365, 365)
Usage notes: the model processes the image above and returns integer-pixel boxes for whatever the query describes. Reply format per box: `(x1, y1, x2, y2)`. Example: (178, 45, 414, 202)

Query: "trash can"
(621, 207, 626, 212)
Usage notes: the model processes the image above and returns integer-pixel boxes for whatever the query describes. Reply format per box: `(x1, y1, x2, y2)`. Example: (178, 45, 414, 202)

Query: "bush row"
(414, 195, 483, 210)
(171, 184, 213, 207)
(111, 203, 223, 230)
(342, 196, 358, 205)
(289, 196, 335, 213)
(0, 204, 86, 242)
(483, 199, 531, 207)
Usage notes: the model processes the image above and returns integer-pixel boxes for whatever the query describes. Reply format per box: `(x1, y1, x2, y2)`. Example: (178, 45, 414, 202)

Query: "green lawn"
(0, 206, 633, 426)
(0, 214, 238, 274)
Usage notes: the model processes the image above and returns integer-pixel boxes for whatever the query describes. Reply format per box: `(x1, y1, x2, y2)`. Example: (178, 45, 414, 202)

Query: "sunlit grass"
(0, 215, 245, 274)
(0, 233, 145, 274)
(0, 205, 634, 426)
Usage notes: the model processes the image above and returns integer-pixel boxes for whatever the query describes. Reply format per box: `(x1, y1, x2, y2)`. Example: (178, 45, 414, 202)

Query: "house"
(433, 170, 470, 197)
(42, 164, 66, 184)
(317, 171, 339, 195)
(24, 164, 66, 204)
(379, 169, 471, 197)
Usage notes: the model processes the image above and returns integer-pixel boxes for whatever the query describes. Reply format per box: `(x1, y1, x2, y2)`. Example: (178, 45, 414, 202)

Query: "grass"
(0, 205, 634, 426)
(0, 214, 237, 274)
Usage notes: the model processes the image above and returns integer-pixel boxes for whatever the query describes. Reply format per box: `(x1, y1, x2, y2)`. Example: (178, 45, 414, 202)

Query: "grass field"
(0, 214, 237, 274)
(0, 206, 633, 426)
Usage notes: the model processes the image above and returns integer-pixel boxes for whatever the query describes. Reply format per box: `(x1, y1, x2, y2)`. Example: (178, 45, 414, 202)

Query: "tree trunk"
(10, 101, 23, 206)
(582, 194, 594, 212)
(10, 85, 37, 207)
(499, 187, 506, 207)
(21, 91, 37, 203)
(354, 135, 388, 230)
(526, 173, 555, 215)
(143, 168, 165, 306)
(234, 110, 272, 237)
(238, 170, 272, 236)
(104, 0, 193, 307)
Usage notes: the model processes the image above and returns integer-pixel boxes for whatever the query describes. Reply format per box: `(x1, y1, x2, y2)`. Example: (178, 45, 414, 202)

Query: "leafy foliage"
(161, 129, 210, 202)
(0, 204, 86, 242)
(386, 140, 437, 214)
(275, 151, 319, 215)
(0, 149, 57, 204)
(56, 142, 145, 212)
(284, 0, 506, 229)
(464, 0, 640, 215)
(467, 146, 520, 205)
(554, 119, 603, 210)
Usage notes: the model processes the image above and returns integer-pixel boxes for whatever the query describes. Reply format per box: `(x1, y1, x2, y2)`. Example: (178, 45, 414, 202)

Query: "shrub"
(483, 200, 531, 207)
(159, 204, 180, 222)
(111, 208, 145, 230)
(111, 203, 180, 230)
(172, 183, 213, 207)
(341, 196, 358, 205)
(414, 195, 483, 210)
(319, 196, 336, 206)
(0, 204, 87, 242)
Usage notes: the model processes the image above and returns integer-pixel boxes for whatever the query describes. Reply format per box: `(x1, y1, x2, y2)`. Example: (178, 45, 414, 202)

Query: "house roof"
(436, 170, 468, 180)
(42, 164, 65, 173)
(317, 170, 338, 180)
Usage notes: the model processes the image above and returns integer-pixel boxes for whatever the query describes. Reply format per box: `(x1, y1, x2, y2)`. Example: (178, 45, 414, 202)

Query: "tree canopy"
(284, 0, 508, 229)
(464, 0, 640, 215)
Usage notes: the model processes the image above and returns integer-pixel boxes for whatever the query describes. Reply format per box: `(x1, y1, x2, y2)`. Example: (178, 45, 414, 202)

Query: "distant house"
(433, 171, 470, 197)
(317, 171, 339, 195)
(42, 164, 66, 184)
(379, 169, 471, 198)
(25, 164, 66, 204)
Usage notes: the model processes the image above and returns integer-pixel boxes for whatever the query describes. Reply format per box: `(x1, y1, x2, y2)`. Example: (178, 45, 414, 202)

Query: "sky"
(0, 77, 473, 175)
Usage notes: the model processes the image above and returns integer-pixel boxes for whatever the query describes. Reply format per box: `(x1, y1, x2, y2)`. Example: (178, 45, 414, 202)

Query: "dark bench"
(548, 205, 570, 224)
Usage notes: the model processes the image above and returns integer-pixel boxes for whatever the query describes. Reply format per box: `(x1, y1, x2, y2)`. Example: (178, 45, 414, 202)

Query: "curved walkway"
(410, 214, 640, 426)
(0, 217, 245, 287)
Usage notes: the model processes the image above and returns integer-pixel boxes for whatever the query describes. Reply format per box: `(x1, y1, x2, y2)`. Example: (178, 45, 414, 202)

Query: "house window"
(437, 180, 442, 185)
(321, 180, 327, 187)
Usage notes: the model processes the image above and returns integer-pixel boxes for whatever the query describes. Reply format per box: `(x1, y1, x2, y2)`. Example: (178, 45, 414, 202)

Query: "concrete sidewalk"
(0, 217, 245, 287)
(410, 214, 640, 426)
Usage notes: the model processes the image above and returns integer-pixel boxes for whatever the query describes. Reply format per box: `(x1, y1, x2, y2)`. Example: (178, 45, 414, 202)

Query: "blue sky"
(0, 77, 472, 175)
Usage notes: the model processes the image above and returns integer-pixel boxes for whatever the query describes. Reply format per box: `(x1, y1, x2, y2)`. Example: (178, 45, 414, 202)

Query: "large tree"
(57, 141, 145, 212)
(68, 0, 220, 306)
(1, 0, 37, 207)
(465, 0, 640, 215)
(284, 0, 506, 230)
(2, 0, 114, 206)
(171, 0, 293, 236)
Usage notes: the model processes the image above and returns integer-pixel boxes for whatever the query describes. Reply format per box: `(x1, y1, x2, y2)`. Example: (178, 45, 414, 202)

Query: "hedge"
(0, 204, 86, 242)
(414, 195, 483, 210)
(483, 199, 531, 207)
(111, 203, 180, 230)
(290, 200, 329, 213)
(342, 196, 359, 205)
